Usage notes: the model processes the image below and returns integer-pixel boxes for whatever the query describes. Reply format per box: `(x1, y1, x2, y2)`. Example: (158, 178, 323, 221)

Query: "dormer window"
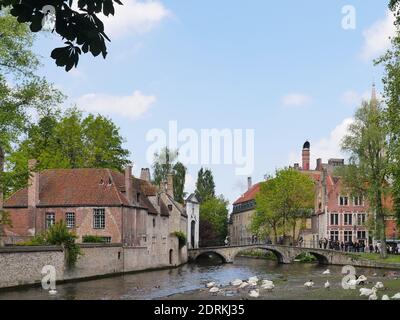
(136, 192, 141, 202)
(168, 204, 173, 211)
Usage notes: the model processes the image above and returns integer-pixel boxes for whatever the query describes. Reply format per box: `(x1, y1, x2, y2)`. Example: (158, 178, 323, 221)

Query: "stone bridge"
(188, 244, 363, 266)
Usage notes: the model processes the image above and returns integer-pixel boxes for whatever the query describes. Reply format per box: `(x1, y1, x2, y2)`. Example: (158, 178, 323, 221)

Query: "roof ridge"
(107, 169, 125, 206)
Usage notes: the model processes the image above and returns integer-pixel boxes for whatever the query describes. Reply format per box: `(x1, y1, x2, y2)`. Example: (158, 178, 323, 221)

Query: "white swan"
(262, 280, 274, 286)
(49, 289, 58, 295)
(324, 281, 330, 289)
(375, 282, 385, 290)
(249, 289, 260, 298)
(248, 276, 259, 285)
(360, 287, 377, 297)
(231, 279, 243, 287)
(391, 293, 400, 300)
(239, 282, 249, 289)
(304, 281, 314, 289)
(382, 295, 390, 301)
(206, 282, 216, 288)
(261, 282, 275, 292)
(369, 292, 378, 301)
(348, 279, 358, 287)
(357, 275, 368, 285)
(209, 287, 220, 294)
(323, 269, 330, 275)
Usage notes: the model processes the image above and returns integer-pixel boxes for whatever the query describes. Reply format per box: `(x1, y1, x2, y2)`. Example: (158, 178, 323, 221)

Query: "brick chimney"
(27, 159, 39, 208)
(247, 177, 252, 190)
(302, 141, 310, 171)
(140, 168, 151, 182)
(125, 164, 133, 204)
(167, 173, 174, 198)
(316, 158, 322, 171)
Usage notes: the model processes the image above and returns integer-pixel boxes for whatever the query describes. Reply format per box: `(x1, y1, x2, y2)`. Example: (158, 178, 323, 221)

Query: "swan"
(248, 276, 259, 284)
(249, 289, 260, 298)
(369, 291, 378, 301)
(382, 295, 390, 301)
(391, 293, 400, 300)
(347, 279, 358, 287)
(360, 287, 376, 297)
(323, 269, 330, 275)
(375, 282, 385, 290)
(239, 282, 249, 289)
(324, 281, 330, 289)
(209, 287, 220, 294)
(261, 283, 275, 292)
(262, 280, 274, 286)
(206, 282, 216, 288)
(231, 279, 243, 287)
(49, 289, 58, 295)
(357, 275, 368, 285)
(304, 281, 314, 289)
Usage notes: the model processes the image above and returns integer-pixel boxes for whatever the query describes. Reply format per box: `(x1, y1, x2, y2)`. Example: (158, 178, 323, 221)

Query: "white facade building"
(186, 194, 200, 249)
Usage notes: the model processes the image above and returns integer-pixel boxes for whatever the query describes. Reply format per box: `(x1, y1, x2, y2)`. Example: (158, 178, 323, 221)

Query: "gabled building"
(2, 161, 188, 267)
(185, 193, 200, 249)
(229, 177, 261, 245)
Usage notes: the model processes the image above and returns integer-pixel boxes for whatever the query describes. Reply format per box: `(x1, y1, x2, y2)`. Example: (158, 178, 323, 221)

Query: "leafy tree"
(199, 219, 220, 248)
(199, 196, 229, 246)
(340, 100, 390, 258)
(252, 168, 315, 244)
(0, 0, 123, 71)
(6, 108, 130, 195)
(195, 168, 215, 202)
(376, 21, 400, 228)
(152, 147, 187, 203)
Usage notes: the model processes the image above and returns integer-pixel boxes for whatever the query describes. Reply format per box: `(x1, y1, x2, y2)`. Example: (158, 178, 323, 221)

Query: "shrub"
(82, 235, 107, 243)
(172, 231, 187, 248)
(17, 221, 82, 267)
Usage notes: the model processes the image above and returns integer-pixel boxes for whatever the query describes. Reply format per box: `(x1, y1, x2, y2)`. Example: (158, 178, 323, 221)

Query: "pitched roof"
(4, 168, 158, 214)
(233, 183, 261, 205)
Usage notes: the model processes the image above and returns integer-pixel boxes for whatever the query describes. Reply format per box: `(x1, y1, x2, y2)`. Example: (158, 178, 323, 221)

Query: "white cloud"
(282, 93, 312, 107)
(288, 118, 354, 168)
(102, 0, 171, 38)
(360, 10, 396, 60)
(76, 90, 156, 120)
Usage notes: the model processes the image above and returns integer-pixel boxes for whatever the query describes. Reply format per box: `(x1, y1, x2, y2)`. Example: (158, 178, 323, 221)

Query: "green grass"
(357, 253, 400, 264)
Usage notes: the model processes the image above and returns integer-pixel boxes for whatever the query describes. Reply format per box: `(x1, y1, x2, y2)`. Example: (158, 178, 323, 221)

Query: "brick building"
(2, 161, 188, 266)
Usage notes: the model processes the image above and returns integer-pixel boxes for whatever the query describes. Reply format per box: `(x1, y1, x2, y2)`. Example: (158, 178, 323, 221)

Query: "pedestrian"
(319, 240, 323, 249)
(341, 242, 345, 251)
(369, 243, 374, 253)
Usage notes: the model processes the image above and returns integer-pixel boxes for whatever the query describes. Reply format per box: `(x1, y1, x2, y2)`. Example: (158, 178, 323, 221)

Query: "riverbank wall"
(0, 244, 188, 289)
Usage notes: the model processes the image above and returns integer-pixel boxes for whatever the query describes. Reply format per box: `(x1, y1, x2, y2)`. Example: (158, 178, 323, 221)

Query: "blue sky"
(33, 0, 394, 207)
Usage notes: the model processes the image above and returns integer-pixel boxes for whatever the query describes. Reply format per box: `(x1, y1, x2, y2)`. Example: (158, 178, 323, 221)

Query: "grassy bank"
(357, 253, 400, 264)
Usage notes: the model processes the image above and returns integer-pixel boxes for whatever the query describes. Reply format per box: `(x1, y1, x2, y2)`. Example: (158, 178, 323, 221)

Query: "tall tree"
(1, 1, 124, 71)
(199, 196, 229, 246)
(340, 99, 390, 258)
(195, 168, 215, 202)
(376, 17, 400, 228)
(6, 108, 130, 195)
(152, 147, 187, 203)
(252, 168, 314, 244)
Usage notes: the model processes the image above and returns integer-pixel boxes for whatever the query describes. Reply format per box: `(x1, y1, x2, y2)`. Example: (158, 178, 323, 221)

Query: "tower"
(302, 141, 310, 171)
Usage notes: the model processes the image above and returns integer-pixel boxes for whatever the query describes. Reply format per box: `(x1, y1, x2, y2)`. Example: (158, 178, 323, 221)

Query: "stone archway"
(193, 251, 228, 263)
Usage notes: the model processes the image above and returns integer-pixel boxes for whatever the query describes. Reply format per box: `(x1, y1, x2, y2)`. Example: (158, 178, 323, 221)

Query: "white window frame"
(93, 208, 106, 229)
(65, 212, 75, 228)
(45, 213, 55, 229)
(344, 213, 353, 226)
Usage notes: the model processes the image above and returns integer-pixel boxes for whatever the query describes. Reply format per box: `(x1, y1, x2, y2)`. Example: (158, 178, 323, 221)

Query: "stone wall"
(0, 243, 188, 289)
(0, 246, 64, 289)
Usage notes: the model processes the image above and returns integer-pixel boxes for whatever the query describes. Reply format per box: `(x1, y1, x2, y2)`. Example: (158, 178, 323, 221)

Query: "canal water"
(1, 256, 400, 300)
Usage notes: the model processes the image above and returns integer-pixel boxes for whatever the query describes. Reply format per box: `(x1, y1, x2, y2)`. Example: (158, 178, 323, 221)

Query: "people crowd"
(316, 238, 400, 255)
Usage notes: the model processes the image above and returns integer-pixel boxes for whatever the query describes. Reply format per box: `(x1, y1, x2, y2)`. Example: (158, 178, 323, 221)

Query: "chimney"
(316, 158, 322, 171)
(125, 164, 133, 204)
(27, 159, 39, 207)
(167, 173, 174, 198)
(0, 147, 4, 210)
(140, 168, 151, 182)
(302, 141, 310, 171)
(247, 177, 252, 190)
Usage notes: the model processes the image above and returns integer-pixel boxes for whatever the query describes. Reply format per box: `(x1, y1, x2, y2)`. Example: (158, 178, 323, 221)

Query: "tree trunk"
(0, 146, 4, 247)
(376, 188, 387, 259)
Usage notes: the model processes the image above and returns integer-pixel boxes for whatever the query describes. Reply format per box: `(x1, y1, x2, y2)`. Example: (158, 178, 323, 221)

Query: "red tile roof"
(233, 183, 261, 205)
(4, 168, 159, 215)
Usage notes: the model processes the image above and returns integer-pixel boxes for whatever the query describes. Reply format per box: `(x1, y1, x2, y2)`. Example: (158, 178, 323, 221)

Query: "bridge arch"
(232, 247, 285, 264)
(193, 251, 228, 263)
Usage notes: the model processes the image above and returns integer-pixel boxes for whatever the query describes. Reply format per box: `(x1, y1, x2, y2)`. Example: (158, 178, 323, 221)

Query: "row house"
(2, 160, 190, 267)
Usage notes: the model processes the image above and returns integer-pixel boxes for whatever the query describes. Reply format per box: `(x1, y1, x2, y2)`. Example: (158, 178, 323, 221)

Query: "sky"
(32, 0, 396, 208)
